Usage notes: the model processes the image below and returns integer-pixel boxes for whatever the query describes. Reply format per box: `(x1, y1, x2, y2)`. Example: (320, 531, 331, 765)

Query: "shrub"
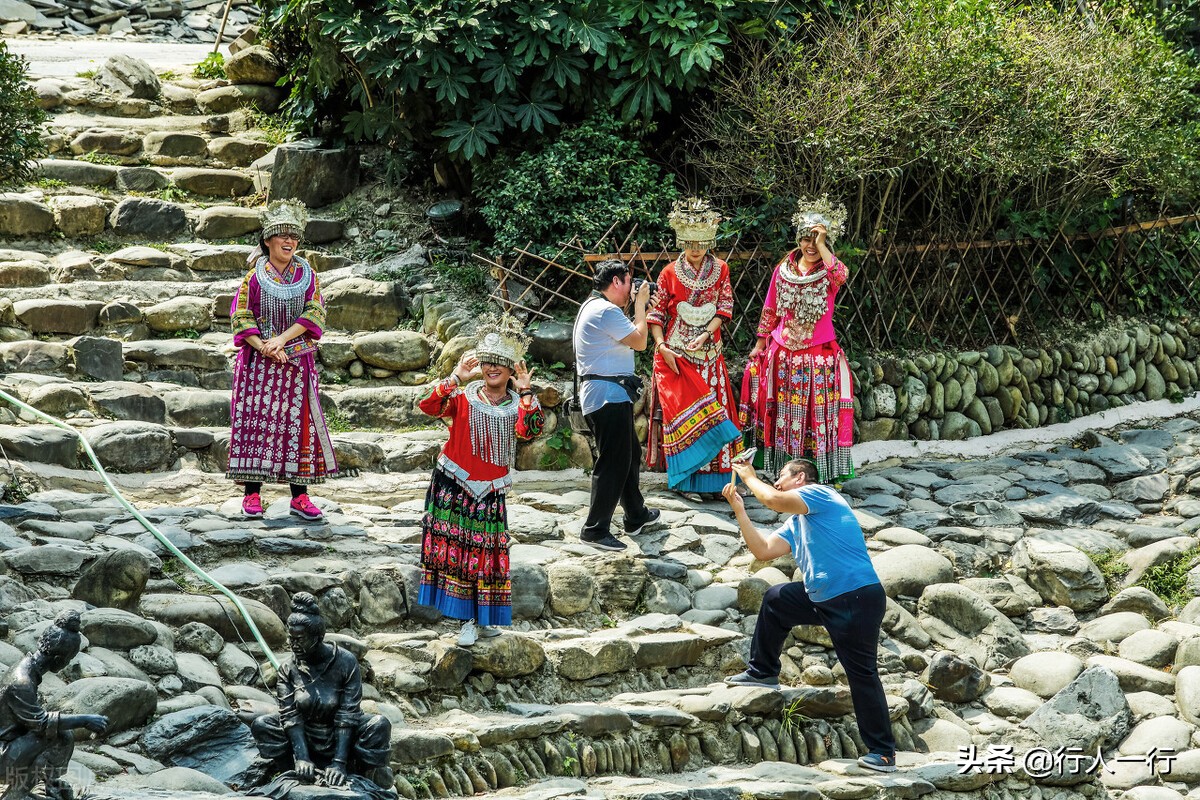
(0, 41, 47, 187)
(193, 52, 226, 80)
(475, 114, 678, 253)
(692, 0, 1200, 242)
(259, 0, 804, 159)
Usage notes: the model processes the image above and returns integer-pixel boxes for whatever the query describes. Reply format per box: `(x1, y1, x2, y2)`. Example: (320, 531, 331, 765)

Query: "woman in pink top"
(739, 199, 855, 481)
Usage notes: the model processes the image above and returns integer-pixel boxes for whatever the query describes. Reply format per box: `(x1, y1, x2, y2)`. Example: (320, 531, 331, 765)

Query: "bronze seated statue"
(0, 610, 108, 800)
(249, 592, 395, 800)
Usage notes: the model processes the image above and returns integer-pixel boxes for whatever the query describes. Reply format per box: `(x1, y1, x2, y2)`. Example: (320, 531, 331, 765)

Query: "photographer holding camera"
(572, 260, 660, 551)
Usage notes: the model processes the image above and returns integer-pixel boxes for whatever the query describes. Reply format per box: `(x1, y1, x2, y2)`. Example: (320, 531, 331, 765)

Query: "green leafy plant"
(539, 421, 576, 470)
(80, 152, 120, 166)
(1137, 547, 1200, 609)
(694, 0, 1200, 243)
(248, 107, 294, 145)
(194, 52, 226, 80)
(259, 0, 803, 159)
(158, 69, 179, 81)
(780, 697, 813, 733)
(1087, 549, 1132, 596)
(324, 406, 354, 433)
(0, 41, 47, 187)
(476, 113, 678, 253)
(169, 328, 201, 340)
(76, 68, 97, 79)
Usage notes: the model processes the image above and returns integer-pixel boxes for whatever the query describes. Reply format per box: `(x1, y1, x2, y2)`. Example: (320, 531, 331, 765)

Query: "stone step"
(0, 245, 351, 291)
(0, 190, 345, 243)
(39, 81, 284, 126)
(41, 125, 274, 169)
(39, 160, 259, 196)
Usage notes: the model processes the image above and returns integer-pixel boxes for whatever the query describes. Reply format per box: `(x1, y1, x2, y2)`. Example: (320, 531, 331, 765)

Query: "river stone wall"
(848, 318, 1200, 442)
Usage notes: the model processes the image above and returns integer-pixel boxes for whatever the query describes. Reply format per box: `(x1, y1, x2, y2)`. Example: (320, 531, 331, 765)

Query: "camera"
(633, 278, 658, 298)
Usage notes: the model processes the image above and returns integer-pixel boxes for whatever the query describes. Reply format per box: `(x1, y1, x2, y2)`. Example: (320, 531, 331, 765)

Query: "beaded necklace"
(674, 252, 720, 293)
(464, 380, 520, 466)
(774, 252, 828, 344)
(254, 256, 312, 338)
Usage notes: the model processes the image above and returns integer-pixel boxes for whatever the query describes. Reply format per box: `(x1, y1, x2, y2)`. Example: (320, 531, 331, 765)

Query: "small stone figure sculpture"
(0, 610, 108, 800)
(250, 593, 395, 799)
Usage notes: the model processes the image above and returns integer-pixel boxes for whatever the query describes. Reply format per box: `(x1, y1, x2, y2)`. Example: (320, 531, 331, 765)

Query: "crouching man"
(722, 458, 898, 773)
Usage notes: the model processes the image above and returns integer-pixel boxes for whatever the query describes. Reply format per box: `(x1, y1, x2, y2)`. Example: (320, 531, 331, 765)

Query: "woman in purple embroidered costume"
(740, 197, 855, 482)
(646, 197, 742, 500)
(417, 315, 544, 647)
(228, 200, 338, 521)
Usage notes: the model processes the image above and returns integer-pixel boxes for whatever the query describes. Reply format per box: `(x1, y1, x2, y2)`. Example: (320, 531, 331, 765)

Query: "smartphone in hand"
(731, 447, 756, 465)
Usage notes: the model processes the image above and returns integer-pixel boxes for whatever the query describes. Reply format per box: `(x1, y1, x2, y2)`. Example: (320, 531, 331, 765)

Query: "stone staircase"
(0, 49, 587, 482)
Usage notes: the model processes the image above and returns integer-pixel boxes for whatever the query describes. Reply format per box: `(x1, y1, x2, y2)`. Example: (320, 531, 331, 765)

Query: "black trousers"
(748, 581, 896, 757)
(582, 401, 647, 537)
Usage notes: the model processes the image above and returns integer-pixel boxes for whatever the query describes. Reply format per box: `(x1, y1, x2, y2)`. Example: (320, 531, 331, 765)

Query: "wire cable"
(0, 386, 280, 670)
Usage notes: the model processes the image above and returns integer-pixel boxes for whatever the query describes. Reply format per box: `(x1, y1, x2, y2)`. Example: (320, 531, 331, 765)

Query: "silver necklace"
(254, 256, 312, 338)
(464, 380, 521, 466)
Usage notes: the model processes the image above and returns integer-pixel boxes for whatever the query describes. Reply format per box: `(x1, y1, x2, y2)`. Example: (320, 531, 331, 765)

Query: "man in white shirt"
(572, 260, 660, 551)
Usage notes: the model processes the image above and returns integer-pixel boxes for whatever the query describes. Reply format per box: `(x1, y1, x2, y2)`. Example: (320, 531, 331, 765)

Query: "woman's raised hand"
(685, 331, 710, 351)
(513, 359, 535, 392)
(454, 352, 480, 383)
(811, 222, 828, 247)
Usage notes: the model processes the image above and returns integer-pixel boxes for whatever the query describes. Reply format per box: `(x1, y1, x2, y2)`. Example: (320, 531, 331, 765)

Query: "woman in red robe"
(646, 198, 742, 499)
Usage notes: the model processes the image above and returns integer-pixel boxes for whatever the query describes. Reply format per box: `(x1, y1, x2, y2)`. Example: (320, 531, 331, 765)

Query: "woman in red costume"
(417, 315, 543, 646)
(645, 197, 742, 500)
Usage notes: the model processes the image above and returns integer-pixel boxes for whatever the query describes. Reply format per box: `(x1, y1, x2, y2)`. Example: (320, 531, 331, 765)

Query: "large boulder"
(1010, 538, 1107, 611)
(80, 608, 157, 648)
(469, 634, 546, 678)
(0, 194, 54, 236)
(546, 636, 634, 680)
(1009, 651, 1084, 698)
(71, 336, 123, 382)
(916, 583, 1029, 670)
(139, 593, 287, 646)
(224, 45, 281, 85)
(14, 299, 102, 335)
(163, 390, 230, 428)
(921, 650, 989, 702)
(89, 382, 167, 423)
(82, 421, 175, 472)
(196, 85, 285, 115)
(48, 677, 157, 733)
(171, 168, 253, 198)
(144, 297, 214, 333)
(334, 386, 430, 429)
(140, 706, 258, 784)
(872, 545, 954, 598)
(96, 55, 161, 99)
(1018, 666, 1132, 783)
(270, 140, 359, 209)
(352, 331, 430, 371)
(109, 198, 189, 237)
(0, 425, 77, 467)
(323, 278, 406, 331)
(0, 342, 71, 375)
(526, 320, 575, 368)
(71, 548, 154, 611)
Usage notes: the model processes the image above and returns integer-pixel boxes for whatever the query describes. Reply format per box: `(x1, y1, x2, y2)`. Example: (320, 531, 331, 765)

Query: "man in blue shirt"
(722, 458, 897, 773)
(572, 260, 660, 551)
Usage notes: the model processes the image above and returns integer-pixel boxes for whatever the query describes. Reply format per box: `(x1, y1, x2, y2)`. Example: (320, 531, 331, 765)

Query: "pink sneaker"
(290, 494, 323, 521)
(242, 493, 264, 518)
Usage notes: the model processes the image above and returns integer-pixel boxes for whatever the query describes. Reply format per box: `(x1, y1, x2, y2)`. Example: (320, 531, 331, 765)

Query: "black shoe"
(581, 531, 628, 551)
(624, 508, 661, 536)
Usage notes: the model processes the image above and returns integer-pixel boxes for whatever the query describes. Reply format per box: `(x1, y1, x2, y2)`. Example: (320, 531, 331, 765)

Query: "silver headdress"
(792, 196, 847, 245)
(668, 197, 721, 250)
(473, 313, 530, 370)
(260, 199, 309, 240)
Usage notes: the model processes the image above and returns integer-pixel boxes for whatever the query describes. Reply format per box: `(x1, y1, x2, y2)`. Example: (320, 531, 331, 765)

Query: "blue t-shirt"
(775, 484, 880, 602)
(573, 296, 637, 415)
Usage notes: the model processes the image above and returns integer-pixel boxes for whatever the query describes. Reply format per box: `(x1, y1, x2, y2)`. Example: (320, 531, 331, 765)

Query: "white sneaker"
(478, 625, 502, 639)
(457, 620, 478, 647)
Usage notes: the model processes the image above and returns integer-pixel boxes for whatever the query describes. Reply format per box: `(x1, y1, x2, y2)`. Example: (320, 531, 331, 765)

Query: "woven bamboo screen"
(476, 213, 1200, 354)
